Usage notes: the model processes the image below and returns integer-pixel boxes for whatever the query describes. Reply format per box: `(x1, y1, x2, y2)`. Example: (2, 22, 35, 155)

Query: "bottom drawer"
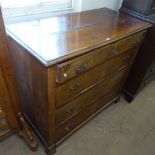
(55, 89, 119, 143)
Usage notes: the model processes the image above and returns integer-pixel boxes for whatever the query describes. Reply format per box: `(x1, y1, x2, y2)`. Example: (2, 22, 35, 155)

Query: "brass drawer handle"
(63, 73, 68, 78)
(65, 122, 74, 132)
(75, 64, 86, 74)
(111, 48, 118, 54)
(70, 82, 80, 91)
(67, 105, 77, 115)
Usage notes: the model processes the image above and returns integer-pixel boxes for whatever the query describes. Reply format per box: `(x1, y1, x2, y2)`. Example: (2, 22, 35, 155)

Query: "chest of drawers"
(6, 8, 151, 154)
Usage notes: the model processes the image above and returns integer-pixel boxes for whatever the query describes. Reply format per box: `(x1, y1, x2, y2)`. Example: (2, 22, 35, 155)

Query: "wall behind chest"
(80, 0, 123, 11)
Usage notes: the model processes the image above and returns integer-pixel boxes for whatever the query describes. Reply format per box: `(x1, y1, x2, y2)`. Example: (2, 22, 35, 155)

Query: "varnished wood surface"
(56, 31, 144, 84)
(8, 37, 50, 143)
(0, 8, 20, 139)
(55, 89, 120, 143)
(8, 30, 146, 153)
(56, 68, 127, 127)
(56, 94, 120, 146)
(5, 8, 151, 66)
(6, 8, 150, 154)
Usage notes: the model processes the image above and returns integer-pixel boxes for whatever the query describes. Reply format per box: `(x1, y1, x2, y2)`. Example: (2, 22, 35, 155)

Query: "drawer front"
(55, 89, 118, 143)
(56, 31, 145, 83)
(56, 50, 134, 107)
(56, 68, 127, 127)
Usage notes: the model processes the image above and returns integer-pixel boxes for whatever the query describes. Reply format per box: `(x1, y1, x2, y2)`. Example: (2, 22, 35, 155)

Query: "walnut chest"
(5, 8, 151, 154)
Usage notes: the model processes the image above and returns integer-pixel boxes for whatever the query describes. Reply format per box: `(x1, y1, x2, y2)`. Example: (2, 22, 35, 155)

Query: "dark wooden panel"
(120, 3, 155, 102)
(124, 27, 155, 95)
(8, 36, 51, 144)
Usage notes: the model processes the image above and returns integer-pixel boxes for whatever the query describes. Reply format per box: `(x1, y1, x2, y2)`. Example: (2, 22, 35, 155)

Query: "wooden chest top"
(6, 8, 151, 66)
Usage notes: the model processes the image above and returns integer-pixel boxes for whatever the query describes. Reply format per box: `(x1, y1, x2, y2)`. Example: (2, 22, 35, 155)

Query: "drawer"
(56, 50, 134, 107)
(56, 68, 127, 126)
(96, 89, 119, 111)
(55, 89, 118, 143)
(56, 31, 145, 84)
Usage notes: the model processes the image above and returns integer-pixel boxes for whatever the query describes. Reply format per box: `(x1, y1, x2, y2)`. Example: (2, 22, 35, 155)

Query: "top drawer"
(56, 31, 145, 84)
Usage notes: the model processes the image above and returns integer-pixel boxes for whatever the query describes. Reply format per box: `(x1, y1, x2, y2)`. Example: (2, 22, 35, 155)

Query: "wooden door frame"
(0, 8, 38, 151)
